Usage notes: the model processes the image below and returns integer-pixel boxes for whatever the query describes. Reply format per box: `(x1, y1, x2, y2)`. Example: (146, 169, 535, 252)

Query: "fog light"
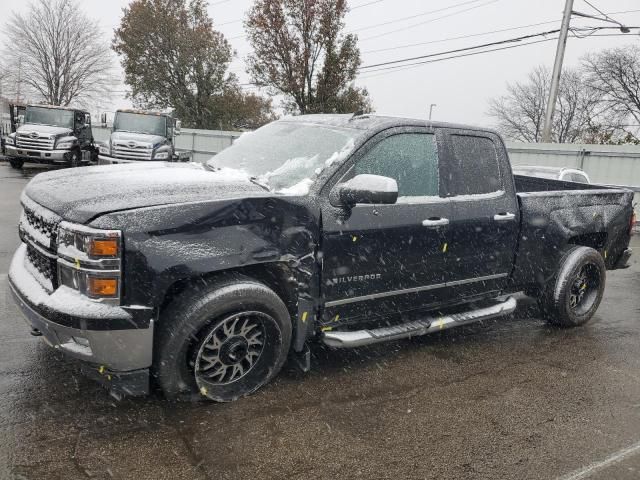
(88, 277, 119, 297)
(72, 336, 90, 347)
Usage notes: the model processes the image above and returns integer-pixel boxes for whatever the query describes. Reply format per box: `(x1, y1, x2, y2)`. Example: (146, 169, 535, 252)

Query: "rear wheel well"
(159, 264, 298, 321)
(568, 232, 607, 253)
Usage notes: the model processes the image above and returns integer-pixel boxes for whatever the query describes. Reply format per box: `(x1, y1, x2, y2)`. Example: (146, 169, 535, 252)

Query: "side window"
(354, 133, 439, 198)
(568, 173, 588, 183)
(448, 134, 501, 196)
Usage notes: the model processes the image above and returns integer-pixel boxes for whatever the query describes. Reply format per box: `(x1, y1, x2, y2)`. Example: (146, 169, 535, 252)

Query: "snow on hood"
(17, 124, 72, 137)
(24, 162, 268, 224)
(111, 131, 166, 148)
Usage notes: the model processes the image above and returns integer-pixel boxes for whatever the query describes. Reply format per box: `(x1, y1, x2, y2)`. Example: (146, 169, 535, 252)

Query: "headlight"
(98, 144, 110, 155)
(5, 135, 15, 146)
(56, 222, 122, 303)
(56, 141, 75, 149)
(154, 151, 170, 160)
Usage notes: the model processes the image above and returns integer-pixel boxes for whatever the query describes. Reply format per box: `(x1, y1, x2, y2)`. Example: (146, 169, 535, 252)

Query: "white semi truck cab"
(97, 110, 191, 164)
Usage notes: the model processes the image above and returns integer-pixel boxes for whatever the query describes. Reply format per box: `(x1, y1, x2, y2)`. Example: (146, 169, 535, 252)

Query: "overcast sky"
(2, 0, 640, 127)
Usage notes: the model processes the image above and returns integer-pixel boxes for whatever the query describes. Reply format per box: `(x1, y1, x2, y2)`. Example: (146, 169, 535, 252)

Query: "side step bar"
(321, 297, 517, 348)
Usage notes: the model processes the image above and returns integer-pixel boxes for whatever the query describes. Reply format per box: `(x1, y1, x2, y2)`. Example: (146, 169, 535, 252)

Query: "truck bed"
(511, 175, 634, 287)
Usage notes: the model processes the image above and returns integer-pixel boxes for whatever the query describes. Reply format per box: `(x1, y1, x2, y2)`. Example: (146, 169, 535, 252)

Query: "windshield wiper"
(249, 177, 271, 192)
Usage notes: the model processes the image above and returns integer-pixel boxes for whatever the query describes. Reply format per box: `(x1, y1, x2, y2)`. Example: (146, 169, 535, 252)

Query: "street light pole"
(541, 0, 574, 143)
(429, 104, 437, 121)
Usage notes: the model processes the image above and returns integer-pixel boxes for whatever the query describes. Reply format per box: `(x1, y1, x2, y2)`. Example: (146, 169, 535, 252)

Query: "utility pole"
(542, 0, 574, 143)
(429, 103, 437, 121)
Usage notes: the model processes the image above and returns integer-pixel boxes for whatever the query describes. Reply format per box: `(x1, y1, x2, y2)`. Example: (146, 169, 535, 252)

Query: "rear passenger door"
(439, 129, 519, 295)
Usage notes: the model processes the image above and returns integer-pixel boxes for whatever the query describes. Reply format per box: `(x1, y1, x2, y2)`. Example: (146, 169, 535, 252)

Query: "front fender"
(91, 197, 321, 311)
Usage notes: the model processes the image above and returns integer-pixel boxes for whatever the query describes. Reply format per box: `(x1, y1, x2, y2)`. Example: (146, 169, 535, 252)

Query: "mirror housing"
(337, 174, 398, 207)
(17, 115, 24, 126)
(174, 120, 182, 136)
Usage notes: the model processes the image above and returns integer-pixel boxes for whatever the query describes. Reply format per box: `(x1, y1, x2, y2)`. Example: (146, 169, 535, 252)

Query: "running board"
(321, 297, 517, 348)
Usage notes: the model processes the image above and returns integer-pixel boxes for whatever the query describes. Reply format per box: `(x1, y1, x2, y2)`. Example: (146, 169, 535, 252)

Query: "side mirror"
(174, 120, 182, 136)
(17, 115, 24, 126)
(336, 174, 398, 207)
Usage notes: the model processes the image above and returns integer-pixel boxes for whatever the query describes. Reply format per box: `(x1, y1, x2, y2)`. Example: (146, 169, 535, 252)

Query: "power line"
(361, 20, 561, 54)
(357, 25, 640, 80)
(583, 0, 608, 18)
(350, 0, 488, 33)
(358, 8, 640, 55)
(351, 0, 386, 10)
(358, 37, 560, 79)
(360, 29, 562, 70)
(361, 0, 501, 41)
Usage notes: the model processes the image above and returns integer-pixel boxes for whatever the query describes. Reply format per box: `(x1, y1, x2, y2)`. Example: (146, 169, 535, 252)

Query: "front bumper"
(8, 244, 154, 394)
(98, 154, 139, 165)
(5, 144, 70, 163)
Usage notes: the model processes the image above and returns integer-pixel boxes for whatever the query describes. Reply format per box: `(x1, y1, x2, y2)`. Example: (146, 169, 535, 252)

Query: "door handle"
(422, 218, 450, 227)
(494, 212, 516, 222)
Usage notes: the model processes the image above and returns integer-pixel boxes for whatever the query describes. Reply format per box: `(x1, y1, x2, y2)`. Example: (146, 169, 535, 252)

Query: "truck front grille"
(113, 143, 153, 160)
(25, 244, 57, 291)
(19, 196, 61, 292)
(16, 133, 55, 150)
(19, 200, 60, 251)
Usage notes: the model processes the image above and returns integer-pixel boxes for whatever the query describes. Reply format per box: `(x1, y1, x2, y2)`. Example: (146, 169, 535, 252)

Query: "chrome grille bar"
(17, 134, 55, 150)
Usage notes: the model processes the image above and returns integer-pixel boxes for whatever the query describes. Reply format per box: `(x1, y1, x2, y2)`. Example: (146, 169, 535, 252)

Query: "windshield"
(114, 112, 167, 136)
(207, 121, 358, 193)
(24, 106, 74, 129)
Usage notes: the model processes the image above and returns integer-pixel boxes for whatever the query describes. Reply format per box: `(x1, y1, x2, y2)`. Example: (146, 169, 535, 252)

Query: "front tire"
(69, 149, 81, 168)
(538, 246, 606, 327)
(9, 159, 24, 169)
(154, 276, 292, 402)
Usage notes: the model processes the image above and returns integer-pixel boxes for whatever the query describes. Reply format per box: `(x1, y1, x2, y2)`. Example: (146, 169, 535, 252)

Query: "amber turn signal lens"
(89, 238, 119, 257)
(88, 277, 118, 297)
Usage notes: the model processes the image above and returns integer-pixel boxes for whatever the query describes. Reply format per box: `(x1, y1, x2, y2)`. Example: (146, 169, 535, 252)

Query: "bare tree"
(2, 0, 115, 106)
(488, 66, 622, 143)
(583, 46, 640, 129)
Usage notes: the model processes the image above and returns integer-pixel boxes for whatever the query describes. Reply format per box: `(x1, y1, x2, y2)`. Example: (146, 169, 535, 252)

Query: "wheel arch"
(159, 262, 299, 324)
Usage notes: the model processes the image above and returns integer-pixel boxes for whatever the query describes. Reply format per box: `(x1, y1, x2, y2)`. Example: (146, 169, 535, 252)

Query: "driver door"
(320, 127, 453, 326)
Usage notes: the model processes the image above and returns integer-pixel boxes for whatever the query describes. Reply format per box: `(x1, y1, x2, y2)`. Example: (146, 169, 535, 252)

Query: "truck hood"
(17, 124, 72, 137)
(111, 131, 166, 148)
(24, 162, 268, 224)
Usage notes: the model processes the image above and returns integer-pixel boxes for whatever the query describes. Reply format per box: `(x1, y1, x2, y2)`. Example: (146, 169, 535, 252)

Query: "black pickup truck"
(8, 115, 634, 401)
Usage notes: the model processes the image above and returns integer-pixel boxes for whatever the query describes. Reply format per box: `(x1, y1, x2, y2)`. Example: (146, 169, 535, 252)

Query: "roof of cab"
(27, 104, 89, 114)
(116, 109, 172, 117)
(279, 113, 499, 136)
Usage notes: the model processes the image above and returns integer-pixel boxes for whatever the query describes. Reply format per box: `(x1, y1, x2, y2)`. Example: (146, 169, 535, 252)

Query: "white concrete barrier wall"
(506, 142, 640, 205)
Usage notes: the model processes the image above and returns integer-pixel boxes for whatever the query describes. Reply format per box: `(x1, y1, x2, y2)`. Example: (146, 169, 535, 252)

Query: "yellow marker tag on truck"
(442, 243, 448, 253)
(301, 311, 308, 323)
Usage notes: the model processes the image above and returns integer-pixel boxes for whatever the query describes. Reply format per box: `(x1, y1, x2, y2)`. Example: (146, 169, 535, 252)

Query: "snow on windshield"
(207, 121, 358, 194)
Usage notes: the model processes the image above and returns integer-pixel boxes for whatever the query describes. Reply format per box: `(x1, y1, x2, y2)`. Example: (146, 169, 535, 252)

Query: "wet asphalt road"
(1, 162, 640, 480)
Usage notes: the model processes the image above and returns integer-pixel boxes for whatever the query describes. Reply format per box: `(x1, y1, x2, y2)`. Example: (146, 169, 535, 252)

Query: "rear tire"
(538, 246, 606, 327)
(9, 159, 23, 169)
(154, 276, 292, 402)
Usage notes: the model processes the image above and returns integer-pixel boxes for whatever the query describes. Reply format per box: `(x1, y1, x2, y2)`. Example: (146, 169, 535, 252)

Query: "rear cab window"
(445, 133, 503, 197)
